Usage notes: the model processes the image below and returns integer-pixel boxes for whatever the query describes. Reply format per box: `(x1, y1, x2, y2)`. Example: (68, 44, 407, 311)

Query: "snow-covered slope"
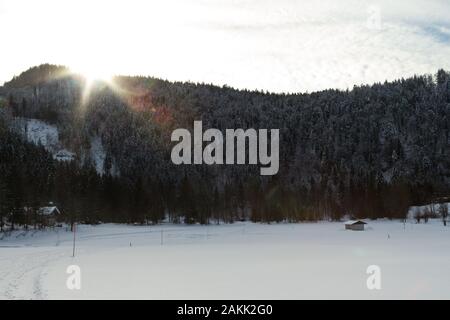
(11, 118, 118, 175)
(13, 118, 75, 162)
(1, 220, 449, 299)
(22, 118, 59, 147)
(90, 135, 106, 175)
(87, 135, 119, 176)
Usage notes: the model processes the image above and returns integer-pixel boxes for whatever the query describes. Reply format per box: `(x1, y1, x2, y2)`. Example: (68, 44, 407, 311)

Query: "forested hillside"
(1, 65, 449, 225)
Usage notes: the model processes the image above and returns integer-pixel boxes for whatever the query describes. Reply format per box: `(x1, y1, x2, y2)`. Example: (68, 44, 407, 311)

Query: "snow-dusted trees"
(0, 66, 449, 224)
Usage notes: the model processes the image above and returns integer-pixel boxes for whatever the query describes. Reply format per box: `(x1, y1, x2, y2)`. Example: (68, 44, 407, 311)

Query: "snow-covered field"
(1, 220, 449, 300)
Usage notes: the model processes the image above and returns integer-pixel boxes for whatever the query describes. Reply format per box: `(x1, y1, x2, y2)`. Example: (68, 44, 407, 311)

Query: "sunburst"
(71, 65, 115, 106)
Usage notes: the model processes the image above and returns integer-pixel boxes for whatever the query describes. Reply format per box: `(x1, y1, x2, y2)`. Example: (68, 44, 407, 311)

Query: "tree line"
(0, 65, 449, 227)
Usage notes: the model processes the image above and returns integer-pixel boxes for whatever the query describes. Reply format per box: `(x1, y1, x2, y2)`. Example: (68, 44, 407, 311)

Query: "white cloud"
(0, 0, 449, 92)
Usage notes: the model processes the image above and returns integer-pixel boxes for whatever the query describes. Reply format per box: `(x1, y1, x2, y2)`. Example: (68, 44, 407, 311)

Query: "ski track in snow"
(0, 249, 64, 300)
(0, 229, 68, 300)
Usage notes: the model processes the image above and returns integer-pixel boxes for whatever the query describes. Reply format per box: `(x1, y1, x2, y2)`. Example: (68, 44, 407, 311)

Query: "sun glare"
(69, 62, 114, 84)
(71, 65, 115, 106)
(81, 69, 113, 84)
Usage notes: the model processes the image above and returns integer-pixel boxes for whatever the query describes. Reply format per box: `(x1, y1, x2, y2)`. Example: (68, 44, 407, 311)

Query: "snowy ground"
(0, 220, 449, 300)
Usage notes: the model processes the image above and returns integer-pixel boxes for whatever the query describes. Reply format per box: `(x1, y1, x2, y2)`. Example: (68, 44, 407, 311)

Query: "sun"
(70, 65, 115, 106)
(70, 63, 114, 84)
(81, 69, 113, 84)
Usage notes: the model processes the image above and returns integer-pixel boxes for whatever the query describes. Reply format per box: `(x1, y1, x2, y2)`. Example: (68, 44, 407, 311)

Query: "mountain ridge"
(0, 65, 449, 224)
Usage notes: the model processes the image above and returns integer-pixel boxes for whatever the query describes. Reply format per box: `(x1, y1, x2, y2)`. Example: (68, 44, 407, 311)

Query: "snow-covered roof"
(39, 206, 60, 216)
(344, 220, 367, 225)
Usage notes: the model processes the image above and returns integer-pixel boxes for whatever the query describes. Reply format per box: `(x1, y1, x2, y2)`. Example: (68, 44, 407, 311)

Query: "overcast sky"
(0, 0, 449, 93)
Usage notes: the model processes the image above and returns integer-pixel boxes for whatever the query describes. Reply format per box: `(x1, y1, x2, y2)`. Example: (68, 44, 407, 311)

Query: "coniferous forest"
(0, 64, 449, 227)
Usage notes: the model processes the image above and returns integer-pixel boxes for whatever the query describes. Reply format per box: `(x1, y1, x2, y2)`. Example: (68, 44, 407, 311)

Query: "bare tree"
(414, 207, 422, 224)
(423, 207, 431, 223)
(438, 203, 448, 226)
